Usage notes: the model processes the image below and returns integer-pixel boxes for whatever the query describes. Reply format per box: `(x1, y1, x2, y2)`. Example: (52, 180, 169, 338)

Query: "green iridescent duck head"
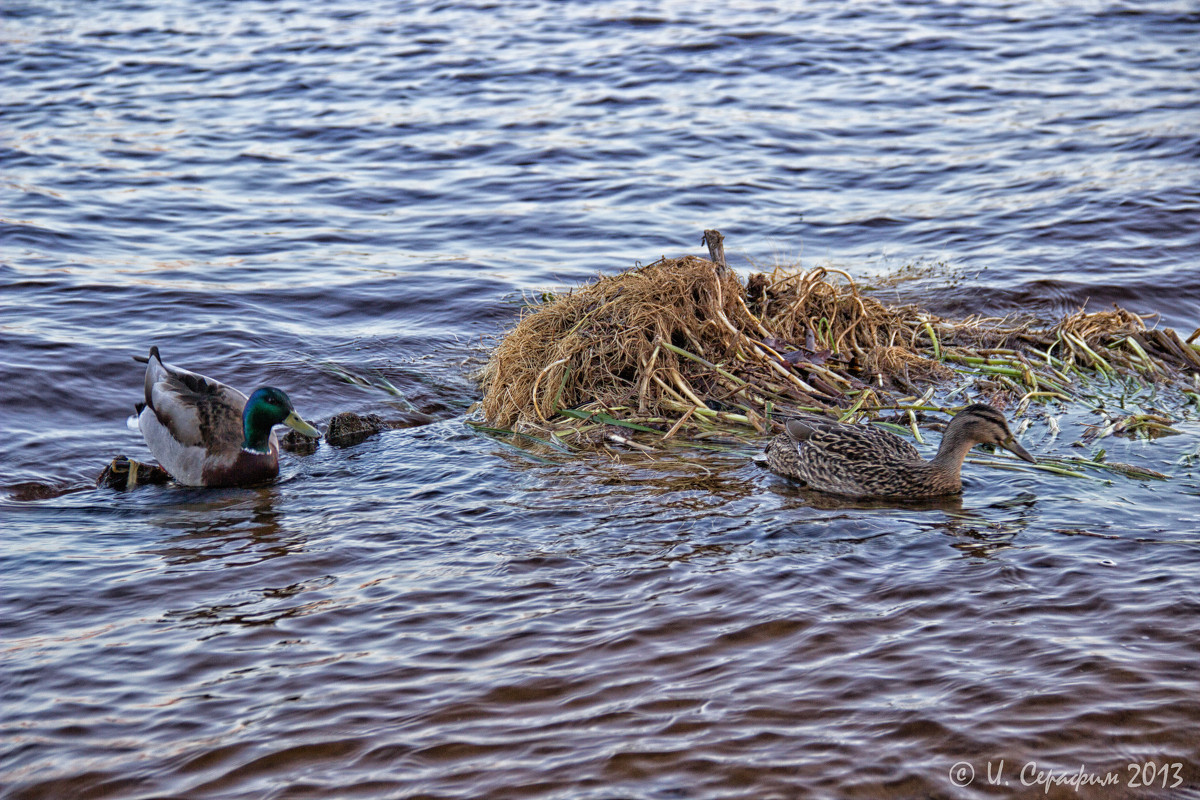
(243, 387, 320, 452)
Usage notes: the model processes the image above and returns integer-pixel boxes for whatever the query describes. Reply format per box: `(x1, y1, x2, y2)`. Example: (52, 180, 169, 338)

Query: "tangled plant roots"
(479, 251, 1200, 444)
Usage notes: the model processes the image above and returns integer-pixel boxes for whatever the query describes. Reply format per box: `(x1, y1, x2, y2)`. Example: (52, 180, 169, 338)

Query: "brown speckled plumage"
(765, 403, 1035, 499)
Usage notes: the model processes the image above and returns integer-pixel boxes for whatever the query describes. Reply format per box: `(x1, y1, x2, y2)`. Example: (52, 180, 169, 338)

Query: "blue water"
(3, 2, 1200, 798)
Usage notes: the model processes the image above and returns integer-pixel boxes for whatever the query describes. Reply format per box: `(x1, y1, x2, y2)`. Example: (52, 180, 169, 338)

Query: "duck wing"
(778, 417, 926, 496)
(143, 347, 248, 452)
(787, 417, 922, 462)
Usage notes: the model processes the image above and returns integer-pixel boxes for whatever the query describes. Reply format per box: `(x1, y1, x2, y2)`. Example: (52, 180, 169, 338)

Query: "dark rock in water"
(283, 409, 435, 453)
(97, 456, 172, 490)
(281, 428, 321, 455)
(325, 411, 390, 447)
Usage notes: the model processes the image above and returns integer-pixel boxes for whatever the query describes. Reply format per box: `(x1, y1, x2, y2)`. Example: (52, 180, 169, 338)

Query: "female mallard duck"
(765, 403, 1035, 499)
(136, 346, 320, 487)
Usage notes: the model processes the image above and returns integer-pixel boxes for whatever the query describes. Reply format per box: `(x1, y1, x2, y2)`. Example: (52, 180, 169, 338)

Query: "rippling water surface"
(3, 1, 1200, 798)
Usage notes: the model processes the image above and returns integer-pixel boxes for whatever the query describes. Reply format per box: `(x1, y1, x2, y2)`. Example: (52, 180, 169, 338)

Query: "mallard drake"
(765, 403, 1035, 499)
(136, 347, 320, 487)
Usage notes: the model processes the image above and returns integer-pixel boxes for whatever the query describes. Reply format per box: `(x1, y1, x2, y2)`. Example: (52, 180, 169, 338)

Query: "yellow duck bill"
(283, 411, 321, 438)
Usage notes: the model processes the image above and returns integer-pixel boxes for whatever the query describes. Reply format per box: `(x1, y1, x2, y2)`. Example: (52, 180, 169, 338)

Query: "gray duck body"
(765, 403, 1034, 499)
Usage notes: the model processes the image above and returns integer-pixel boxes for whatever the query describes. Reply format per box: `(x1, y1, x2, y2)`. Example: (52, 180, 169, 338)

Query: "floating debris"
(97, 455, 171, 490)
(325, 411, 391, 447)
(477, 232, 1199, 466)
(280, 428, 321, 455)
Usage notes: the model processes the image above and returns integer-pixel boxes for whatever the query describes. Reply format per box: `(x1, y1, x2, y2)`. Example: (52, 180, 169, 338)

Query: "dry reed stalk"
(479, 243, 1199, 445)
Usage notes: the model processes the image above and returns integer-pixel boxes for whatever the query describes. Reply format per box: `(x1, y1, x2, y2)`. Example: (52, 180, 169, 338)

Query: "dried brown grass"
(482, 256, 760, 427)
(479, 254, 1198, 437)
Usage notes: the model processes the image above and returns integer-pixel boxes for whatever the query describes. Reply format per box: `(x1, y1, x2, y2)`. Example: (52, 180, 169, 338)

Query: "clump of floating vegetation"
(475, 232, 1198, 480)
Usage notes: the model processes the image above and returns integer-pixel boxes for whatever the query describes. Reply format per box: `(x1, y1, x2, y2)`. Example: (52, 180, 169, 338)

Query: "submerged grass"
(476, 244, 1199, 474)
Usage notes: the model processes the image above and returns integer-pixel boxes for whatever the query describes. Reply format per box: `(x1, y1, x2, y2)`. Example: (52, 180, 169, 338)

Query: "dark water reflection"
(4, 0, 1200, 797)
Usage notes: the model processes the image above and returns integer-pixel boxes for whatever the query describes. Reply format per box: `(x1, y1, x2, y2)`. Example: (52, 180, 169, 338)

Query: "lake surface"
(3, 1, 1200, 798)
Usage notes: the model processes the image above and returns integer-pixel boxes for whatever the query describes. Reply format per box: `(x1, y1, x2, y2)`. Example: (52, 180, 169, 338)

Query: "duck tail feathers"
(133, 346, 162, 365)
